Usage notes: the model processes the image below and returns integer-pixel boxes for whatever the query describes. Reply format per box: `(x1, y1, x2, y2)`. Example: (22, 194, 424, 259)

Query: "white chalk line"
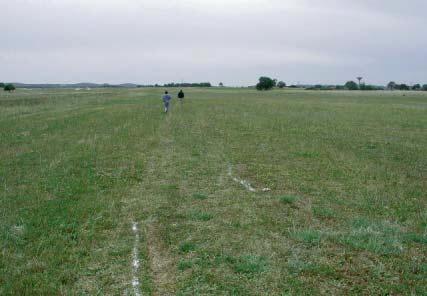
(228, 165, 270, 193)
(131, 222, 142, 296)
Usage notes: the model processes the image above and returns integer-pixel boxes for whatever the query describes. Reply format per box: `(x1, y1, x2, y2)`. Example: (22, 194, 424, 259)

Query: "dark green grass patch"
(404, 233, 427, 244)
(231, 255, 268, 276)
(292, 229, 324, 247)
(279, 195, 299, 204)
(179, 242, 197, 253)
(178, 260, 194, 271)
(313, 206, 336, 219)
(192, 193, 208, 200)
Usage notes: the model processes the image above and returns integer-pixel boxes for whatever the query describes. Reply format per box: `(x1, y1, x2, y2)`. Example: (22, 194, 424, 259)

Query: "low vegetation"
(1, 87, 426, 294)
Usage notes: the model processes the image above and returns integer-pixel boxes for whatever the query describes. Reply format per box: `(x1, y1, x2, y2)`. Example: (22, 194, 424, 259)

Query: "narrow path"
(127, 113, 178, 295)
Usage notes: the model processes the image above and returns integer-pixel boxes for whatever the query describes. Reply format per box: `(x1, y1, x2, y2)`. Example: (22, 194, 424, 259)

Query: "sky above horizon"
(2, 0, 427, 86)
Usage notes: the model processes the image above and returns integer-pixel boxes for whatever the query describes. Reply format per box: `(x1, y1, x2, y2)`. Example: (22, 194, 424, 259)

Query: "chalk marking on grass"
(131, 222, 142, 296)
(228, 164, 257, 192)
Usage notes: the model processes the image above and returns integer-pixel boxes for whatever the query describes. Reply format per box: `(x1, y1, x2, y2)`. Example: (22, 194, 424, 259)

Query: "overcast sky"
(2, 0, 427, 86)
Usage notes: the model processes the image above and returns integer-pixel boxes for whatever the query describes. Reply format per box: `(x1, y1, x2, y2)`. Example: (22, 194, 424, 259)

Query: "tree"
(387, 81, 396, 90)
(0, 82, 4, 88)
(357, 77, 363, 87)
(360, 84, 378, 91)
(256, 76, 275, 90)
(397, 84, 409, 91)
(345, 81, 359, 90)
(412, 84, 421, 90)
(277, 81, 286, 88)
(423, 84, 427, 91)
(219, 82, 224, 87)
(4, 84, 15, 92)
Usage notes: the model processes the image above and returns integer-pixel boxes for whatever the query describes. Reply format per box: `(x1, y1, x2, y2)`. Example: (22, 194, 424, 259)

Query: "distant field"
(1, 88, 426, 295)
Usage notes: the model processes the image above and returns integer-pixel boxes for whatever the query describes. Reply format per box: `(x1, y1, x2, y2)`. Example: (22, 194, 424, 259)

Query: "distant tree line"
(387, 81, 427, 91)
(341, 81, 384, 91)
(342, 80, 427, 91)
(254, 76, 427, 92)
(163, 82, 212, 88)
(137, 84, 162, 88)
(136, 82, 212, 88)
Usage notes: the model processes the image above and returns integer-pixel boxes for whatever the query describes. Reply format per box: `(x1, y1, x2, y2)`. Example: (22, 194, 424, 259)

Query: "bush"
(397, 84, 409, 91)
(412, 84, 421, 90)
(256, 77, 275, 91)
(387, 81, 396, 90)
(4, 84, 16, 92)
(423, 84, 427, 91)
(360, 84, 379, 91)
(277, 81, 286, 88)
(345, 81, 358, 90)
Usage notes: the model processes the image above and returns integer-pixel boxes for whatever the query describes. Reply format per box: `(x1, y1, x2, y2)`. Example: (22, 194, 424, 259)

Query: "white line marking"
(131, 222, 142, 296)
(228, 165, 257, 192)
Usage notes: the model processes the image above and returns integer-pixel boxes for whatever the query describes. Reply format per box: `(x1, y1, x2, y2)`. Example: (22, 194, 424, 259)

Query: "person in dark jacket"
(178, 89, 185, 104)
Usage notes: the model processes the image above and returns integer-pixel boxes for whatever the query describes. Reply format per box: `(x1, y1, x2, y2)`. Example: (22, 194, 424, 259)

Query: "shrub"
(412, 84, 421, 90)
(397, 84, 410, 91)
(360, 84, 379, 91)
(387, 81, 396, 90)
(277, 81, 286, 88)
(4, 84, 16, 92)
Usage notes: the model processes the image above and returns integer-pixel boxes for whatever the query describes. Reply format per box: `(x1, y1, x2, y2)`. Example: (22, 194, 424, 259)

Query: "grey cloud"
(1, 0, 426, 85)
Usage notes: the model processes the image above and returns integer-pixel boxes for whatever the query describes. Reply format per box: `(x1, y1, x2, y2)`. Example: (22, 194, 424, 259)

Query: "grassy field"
(1, 87, 426, 295)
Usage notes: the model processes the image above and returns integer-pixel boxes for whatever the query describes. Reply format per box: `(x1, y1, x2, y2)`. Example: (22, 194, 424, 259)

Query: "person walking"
(162, 91, 172, 113)
(178, 89, 185, 104)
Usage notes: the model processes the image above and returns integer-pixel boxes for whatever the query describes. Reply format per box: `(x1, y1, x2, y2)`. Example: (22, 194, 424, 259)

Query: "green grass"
(179, 242, 197, 253)
(279, 195, 299, 204)
(1, 87, 426, 295)
(192, 193, 208, 200)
